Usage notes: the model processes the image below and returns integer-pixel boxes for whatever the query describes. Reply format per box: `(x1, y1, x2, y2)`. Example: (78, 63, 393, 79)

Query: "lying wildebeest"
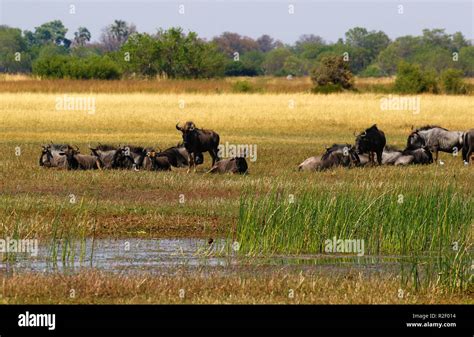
(142, 150, 171, 171)
(157, 143, 203, 168)
(39, 143, 71, 168)
(59, 147, 101, 170)
(394, 147, 433, 166)
(298, 156, 322, 171)
(462, 129, 474, 164)
(298, 144, 360, 171)
(208, 157, 248, 174)
(89, 144, 122, 169)
(355, 125, 386, 165)
(358, 146, 403, 166)
(406, 125, 464, 162)
(176, 121, 220, 171)
(118, 145, 147, 170)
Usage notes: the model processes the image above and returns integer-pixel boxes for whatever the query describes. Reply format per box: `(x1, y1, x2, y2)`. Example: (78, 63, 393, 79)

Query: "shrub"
(224, 61, 259, 76)
(394, 61, 438, 94)
(232, 80, 255, 93)
(33, 55, 121, 79)
(359, 64, 384, 77)
(310, 55, 354, 92)
(440, 68, 467, 94)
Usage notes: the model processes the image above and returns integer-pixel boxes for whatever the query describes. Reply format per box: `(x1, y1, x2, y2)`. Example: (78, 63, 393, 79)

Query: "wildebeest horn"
(74, 145, 80, 151)
(176, 123, 183, 131)
(361, 131, 367, 137)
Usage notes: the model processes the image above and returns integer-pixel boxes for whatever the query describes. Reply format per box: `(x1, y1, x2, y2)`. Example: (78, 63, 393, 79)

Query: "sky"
(0, 0, 473, 44)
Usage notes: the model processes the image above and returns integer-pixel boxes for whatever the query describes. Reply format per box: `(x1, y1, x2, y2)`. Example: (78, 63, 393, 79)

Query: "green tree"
(262, 48, 292, 76)
(0, 25, 31, 72)
(25, 20, 71, 48)
(73, 27, 91, 47)
(394, 61, 438, 94)
(311, 55, 354, 92)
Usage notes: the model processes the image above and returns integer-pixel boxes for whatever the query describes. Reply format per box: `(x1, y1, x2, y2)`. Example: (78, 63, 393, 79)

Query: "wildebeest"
(394, 147, 433, 166)
(208, 157, 248, 174)
(119, 145, 147, 170)
(355, 125, 386, 165)
(406, 125, 464, 162)
(176, 121, 220, 171)
(157, 143, 203, 168)
(58, 147, 101, 170)
(39, 143, 71, 168)
(298, 144, 360, 171)
(462, 129, 474, 164)
(142, 150, 171, 171)
(359, 146, 403, 166)
(89, 144, 122, 169)
(298, 156, 322, 171)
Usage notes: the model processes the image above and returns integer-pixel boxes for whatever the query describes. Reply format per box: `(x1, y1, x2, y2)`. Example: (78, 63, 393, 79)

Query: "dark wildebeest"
(142, 150, 171, 171)
(39, 143, 71, 168)
(298, 144, 360, 171)
(355, 125, 386, 165)
(176, 121, 220, 171)
(157, 143, 203, 168)
(462, 129, 474, 164)
(118, 145, 148, 170)
(208, 157, 248, 174)
(394, 147, 433, 166)
(406, 125, 464, 162)
(59, 147, 101, 170)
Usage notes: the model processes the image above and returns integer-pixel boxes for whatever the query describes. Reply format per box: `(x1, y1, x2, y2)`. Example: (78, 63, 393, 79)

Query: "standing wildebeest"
(394, 147, 433, 166)
(58, 147, 101, 170)
(406, 125, 464, 162)
(176, 121, 220, 171)
(355, 125, 386, 165)
(462, 129, 474, 164)
(142, 150, 171, 171)
(208, 157, 248, 174)
(157, 143, 203, 168)
(39, 143, 71, 168)
(298, 144, 360, 171)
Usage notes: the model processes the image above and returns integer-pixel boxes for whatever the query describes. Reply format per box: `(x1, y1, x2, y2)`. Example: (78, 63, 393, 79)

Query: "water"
(0, 238, 420, 276)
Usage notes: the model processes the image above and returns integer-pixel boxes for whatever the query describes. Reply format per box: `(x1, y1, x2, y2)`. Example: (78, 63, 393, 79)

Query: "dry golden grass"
(1, 270, 471, 304)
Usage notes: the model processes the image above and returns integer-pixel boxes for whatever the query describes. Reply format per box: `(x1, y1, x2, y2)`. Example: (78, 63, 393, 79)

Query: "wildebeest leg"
(376, 150, 383, 165)
(468, 146, 473, 163)
(368, 152, 374, 165)
(209, 148, 218, 167)
(187, 153, 195, 173)
(434, 150, 439, 162)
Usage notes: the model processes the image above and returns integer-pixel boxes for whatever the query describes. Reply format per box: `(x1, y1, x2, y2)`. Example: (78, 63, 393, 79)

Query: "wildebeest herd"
(39, 121, 473, 174)
(39, 121, 248, 174)
(299, 125, 474, 171)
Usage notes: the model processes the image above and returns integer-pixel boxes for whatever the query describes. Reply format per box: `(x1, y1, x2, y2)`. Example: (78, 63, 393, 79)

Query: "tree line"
(0, 20, 472, 79)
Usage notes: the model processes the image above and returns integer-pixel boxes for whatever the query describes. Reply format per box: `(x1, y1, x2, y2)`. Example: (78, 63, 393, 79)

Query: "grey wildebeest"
(462, 129, 474, 164)
(89, 144, 123, 169)
(58, 147, 101, 170)
(39, 143, 71, 168)
(142, 150, 172, 171)
(406, 125, 464, 162)
(298, 144, 360, 171)
(355, 125, 386, 165)
(394, 147, 433, 166)
(176, 121, 220, 171)
(358, 146, 403, 166)
(208, 157, 248, 174)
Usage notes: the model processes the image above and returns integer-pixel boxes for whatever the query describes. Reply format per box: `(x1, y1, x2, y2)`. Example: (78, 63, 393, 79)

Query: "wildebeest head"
(57, 146, 81, 170)
(39, 143, 72, 168)
(406, 131, 425, 150)
(322, 144, 360, 167)
(176, 121, 198, 148)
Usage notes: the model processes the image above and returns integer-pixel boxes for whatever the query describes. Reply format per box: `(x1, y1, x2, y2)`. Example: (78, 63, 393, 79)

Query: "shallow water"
(0, 238, 426, 276)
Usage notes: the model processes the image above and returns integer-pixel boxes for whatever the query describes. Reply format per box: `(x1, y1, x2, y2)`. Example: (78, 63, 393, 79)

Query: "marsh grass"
(234, 184, 473, 292)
